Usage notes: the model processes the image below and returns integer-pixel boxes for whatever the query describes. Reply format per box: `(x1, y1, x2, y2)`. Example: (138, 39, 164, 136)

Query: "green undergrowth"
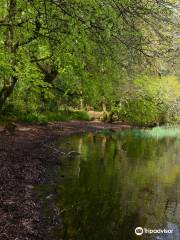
(0, 109, 90, 124)
(97, 126, 180, 140)
(116, 126, 180, 140)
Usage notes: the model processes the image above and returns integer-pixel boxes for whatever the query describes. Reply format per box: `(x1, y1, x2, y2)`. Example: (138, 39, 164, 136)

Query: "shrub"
(108, 76, 180, 126)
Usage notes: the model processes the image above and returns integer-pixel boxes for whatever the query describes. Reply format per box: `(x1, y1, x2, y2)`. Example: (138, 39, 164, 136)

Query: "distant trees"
(108, 76, 180, 125)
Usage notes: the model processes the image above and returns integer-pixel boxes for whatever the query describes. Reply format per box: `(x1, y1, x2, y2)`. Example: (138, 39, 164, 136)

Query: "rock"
(0, 126, 5, 133)
(46, 194, 54, 200)
(67, 151, 80, 158)
(5, 122, 17, 134)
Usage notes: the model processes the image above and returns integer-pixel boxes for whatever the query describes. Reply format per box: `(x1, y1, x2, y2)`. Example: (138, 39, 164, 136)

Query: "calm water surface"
(51, 127, 180, 240)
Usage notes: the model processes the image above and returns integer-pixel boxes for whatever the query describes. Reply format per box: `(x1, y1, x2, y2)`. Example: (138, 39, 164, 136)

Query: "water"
(49, 127, 180, 240)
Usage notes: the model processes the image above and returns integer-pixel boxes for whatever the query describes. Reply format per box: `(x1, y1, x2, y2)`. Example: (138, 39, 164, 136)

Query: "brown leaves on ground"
(0, 121, 130, 240)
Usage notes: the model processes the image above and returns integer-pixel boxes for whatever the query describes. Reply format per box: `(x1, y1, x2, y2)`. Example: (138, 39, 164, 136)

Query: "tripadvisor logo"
(135, 227, 143, 236)
(135, 227, 173, 236)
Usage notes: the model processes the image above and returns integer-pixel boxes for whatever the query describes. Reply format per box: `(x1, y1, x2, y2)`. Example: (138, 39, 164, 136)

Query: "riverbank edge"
(0, 120, 133, 240)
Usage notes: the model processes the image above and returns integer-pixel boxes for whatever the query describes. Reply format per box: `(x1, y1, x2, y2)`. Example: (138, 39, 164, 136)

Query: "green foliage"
(0, 0, 179, 124)
(15, 110, 90, 123)
(0, 108, 89, 124)
(109, 76, 180, 126)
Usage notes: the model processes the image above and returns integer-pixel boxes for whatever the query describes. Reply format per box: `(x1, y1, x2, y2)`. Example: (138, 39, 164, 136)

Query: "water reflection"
(53, 128, 180, 240)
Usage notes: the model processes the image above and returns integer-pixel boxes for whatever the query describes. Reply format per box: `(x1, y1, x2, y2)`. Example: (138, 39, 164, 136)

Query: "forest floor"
(0, 121, 132, 240)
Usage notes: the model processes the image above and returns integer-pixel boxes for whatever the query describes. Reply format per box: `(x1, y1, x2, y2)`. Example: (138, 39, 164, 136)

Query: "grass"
(116, 126, 180, 140)
(0, 109, 90, 124)
(145, 126, 180, 139)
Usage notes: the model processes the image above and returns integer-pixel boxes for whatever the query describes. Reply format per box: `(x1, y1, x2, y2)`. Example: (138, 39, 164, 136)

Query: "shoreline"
(0, 121, 132, 240)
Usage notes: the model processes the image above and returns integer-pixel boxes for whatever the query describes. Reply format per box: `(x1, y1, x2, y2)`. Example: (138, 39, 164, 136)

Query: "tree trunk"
(0, 77, 18, 109)
(0, 0, 18, 110)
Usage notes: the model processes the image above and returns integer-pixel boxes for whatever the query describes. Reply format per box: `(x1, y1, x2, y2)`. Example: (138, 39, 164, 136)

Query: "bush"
(108, 76, 180, 126)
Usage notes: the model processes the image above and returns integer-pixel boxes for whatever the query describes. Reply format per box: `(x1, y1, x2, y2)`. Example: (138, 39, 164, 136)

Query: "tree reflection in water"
(53, 128, 180, 240)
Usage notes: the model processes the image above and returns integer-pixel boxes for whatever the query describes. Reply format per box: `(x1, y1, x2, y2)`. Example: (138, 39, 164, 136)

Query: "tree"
(0, 0, 178, 110)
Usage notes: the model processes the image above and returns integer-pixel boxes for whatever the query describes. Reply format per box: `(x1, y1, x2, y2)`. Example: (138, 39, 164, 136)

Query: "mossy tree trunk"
(0, 0, 17, 110)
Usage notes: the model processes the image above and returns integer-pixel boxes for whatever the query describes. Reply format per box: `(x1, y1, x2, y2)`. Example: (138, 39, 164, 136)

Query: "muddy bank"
(0, 121, 131, 240)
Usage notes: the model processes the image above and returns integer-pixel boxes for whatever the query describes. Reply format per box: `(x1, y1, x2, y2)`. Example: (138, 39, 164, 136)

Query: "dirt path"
(0, 121, 131, 240)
